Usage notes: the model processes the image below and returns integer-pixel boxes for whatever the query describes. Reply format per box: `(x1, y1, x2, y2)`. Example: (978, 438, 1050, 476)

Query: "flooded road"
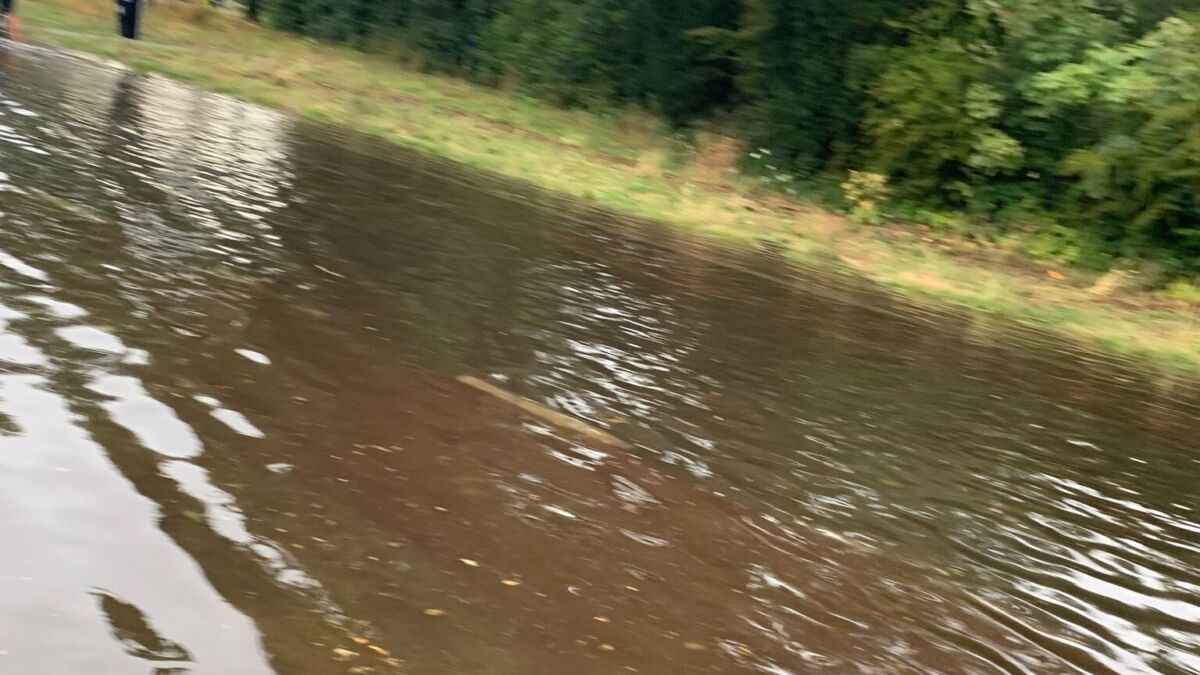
(2, 44, 1199, 674)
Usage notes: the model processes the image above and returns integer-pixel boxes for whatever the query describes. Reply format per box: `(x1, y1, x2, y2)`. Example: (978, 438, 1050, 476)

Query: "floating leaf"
(683, 641, 707, 651)
(501, 579, 521, 587)
(368, 645, 390, 656)
(351, 637, 370, 645)
(598, 643, 616, 652)
(459, 558, 479, 567)
(423, 608, 446, 617)
(332, 647, 358, 660)
(593, 616, 610, 623)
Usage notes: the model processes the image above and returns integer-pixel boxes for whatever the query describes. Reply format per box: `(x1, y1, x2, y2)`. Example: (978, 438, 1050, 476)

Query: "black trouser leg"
(117, 0, 140, 39)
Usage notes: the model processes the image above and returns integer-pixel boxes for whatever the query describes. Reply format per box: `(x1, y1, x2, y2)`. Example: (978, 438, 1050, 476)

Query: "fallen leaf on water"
(351, 637, 370, 645)
(347, 667, 376, 675)
(332, 647, 358, 660)
(624, 585, 639, 592)
(593, 616, 610, 623)
(423, 608, 446, 617)
(683, 642, 707, 651)
(501, 579, 522, 587)
(459, 558, 479, 567)
(599, 644, 616, 652)
(368, 645, 390, 656)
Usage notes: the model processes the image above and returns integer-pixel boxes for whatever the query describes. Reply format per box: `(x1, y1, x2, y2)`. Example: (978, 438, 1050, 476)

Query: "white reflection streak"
(0, 355, 271, 672)
(47, 312, 349, 628)
(87, 363, 349, 621)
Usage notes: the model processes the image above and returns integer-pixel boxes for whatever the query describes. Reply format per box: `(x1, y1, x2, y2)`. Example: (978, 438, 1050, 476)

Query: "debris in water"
(313, 263, 346, 279)
(456, 375, 628, 448)
(459, 558, 480, 567)
(501, 579, 522, 587)
(332, 647, 358, 660)
(423, 608, 446, 617)
(599, 644, 616, 652)
(24, 187, 107, 223)
(266, 462, 294, 474)
(351, 636, 369, 645)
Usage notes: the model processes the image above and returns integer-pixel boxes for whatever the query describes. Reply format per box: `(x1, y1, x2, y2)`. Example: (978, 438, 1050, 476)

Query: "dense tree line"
(263, 0, 1200, 271)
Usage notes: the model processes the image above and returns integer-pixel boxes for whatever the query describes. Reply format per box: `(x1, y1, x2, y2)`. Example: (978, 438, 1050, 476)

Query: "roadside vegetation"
(13, 0, 1200, 372)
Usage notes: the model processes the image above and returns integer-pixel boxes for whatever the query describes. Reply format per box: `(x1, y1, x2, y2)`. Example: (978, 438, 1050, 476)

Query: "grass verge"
(12, 0, 1200, 374)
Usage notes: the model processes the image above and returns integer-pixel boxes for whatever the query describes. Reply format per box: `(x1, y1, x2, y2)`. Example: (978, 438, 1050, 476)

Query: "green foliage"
(1164, 280, 1200, 303)
(864, 39, 1023, 204)
(841, 171, 889, 225)
(1020, 223, 1114, 268)
(260, 0, 1200, 272)
(1031, 14, 1200, 264)
(728, 0, 921, 175)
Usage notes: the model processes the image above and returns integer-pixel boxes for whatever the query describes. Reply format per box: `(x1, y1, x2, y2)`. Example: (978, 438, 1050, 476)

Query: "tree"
(256, 0, 1200, 269)
(1031, 14, 1200, 262)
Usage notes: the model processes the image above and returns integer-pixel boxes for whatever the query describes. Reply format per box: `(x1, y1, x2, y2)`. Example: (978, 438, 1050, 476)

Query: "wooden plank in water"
(457, 375, 629, 449)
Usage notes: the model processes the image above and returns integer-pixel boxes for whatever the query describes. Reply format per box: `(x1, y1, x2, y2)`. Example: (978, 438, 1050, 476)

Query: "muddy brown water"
(1, 43, 1199, 675)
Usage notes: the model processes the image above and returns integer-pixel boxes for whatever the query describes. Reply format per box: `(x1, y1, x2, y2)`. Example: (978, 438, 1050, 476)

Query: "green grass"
(14, 0, 1200, 375)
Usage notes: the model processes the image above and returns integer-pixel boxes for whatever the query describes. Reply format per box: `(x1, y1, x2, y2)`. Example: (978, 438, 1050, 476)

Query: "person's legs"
(117, 0, 140, 39)
(0, 0, 12, 42)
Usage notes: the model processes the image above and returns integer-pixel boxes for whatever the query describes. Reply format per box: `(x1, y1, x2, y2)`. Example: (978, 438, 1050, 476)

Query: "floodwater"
(1, 43, 1199, 675)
